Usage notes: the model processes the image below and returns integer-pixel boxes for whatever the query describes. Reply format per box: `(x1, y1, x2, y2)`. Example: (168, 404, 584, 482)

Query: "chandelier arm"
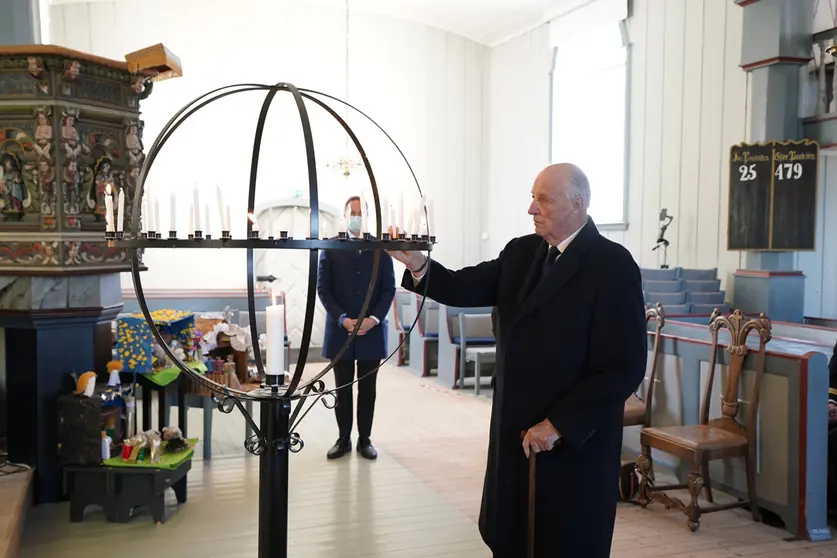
(246, 84, 283, 384)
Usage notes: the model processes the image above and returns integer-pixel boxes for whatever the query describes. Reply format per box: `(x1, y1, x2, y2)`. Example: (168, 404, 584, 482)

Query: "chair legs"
(686, 465, 704, 532)
(637, 444, 653, 507)
(701, 458, 713, 503)
(744, 451, 761, 522)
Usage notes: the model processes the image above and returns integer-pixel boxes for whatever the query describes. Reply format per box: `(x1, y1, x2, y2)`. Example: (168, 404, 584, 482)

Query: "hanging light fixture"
(327, 0, 364, 179)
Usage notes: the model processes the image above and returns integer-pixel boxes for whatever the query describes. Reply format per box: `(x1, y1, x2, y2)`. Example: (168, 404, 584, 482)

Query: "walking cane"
(521, 431, 536, 558)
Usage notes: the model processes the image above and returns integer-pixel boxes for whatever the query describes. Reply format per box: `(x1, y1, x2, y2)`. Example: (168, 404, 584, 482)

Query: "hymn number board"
(727, 140, 819, 251)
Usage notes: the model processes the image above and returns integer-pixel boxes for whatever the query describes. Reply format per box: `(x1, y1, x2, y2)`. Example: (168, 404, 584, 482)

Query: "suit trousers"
(333, 359, 379, 441)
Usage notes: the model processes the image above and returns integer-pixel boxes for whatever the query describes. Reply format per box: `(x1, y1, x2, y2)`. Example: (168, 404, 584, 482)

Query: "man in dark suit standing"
(390, 163, 647, 557)
(318, 195, 396, 461)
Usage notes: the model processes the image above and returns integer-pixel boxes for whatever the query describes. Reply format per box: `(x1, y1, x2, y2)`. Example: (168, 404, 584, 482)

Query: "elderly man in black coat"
(390, 163, 647, 557)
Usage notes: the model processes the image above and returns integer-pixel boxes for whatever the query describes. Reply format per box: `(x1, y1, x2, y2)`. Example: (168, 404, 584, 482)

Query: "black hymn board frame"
(727, 139, 819, 252)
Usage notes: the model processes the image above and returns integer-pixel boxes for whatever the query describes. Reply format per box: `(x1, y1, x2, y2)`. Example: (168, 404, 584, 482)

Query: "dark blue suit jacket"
(317, 241, 396, 361)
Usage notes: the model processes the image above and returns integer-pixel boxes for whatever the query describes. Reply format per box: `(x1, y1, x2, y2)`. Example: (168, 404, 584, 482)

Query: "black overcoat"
(317, 243, 396, 361)
(402, 218, 647, 557)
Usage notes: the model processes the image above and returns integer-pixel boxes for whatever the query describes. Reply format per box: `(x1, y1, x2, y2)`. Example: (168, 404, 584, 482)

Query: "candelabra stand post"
(258, 393, 291, 558)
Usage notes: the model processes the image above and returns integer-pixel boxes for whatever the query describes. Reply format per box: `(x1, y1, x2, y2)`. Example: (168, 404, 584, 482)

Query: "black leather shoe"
(357, 438, 377, 460)
(327, 437, 351, 459)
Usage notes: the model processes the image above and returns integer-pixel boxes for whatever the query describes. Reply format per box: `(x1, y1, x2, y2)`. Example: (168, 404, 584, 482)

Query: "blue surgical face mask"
(347, 215, 362, 234)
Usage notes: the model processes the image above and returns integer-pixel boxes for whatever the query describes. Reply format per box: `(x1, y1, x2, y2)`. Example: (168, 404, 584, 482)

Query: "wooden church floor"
(19, 363, 837, 557)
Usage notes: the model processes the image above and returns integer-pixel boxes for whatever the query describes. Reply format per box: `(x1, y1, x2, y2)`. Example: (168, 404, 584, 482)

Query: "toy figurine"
(107, 360, 123, 387)
(75, 371, 97, 397)
(161, 426, 189, 453)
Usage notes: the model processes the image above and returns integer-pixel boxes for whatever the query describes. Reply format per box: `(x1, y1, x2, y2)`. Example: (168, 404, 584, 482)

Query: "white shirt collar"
(553, 221, 586, 253)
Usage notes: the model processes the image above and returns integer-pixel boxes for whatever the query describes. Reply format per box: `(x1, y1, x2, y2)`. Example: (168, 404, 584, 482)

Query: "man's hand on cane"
(522, 418, 561, 458)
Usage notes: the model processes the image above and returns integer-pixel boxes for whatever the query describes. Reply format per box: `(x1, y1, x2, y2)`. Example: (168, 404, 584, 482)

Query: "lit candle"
(427, 200, 435, 235)
(104, 183, 114, 232)
(248, 212, 259, 232)
(154, 199, 160, 234)
(116, 188, 125, 232)
(205, 204, 211, 235)
(193, 186, 201, 231)
(265, 303, 285, 376)
(169, 194, 176, 232)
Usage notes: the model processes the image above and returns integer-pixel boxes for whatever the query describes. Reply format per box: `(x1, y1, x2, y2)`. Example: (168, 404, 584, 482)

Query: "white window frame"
(549, 19, 630, 231)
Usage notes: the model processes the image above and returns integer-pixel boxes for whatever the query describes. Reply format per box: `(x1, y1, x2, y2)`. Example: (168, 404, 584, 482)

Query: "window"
(551, 22, 628, 226)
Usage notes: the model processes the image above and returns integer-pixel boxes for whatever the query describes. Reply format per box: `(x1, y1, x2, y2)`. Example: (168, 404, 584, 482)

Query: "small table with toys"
(64, 430, 197, 524)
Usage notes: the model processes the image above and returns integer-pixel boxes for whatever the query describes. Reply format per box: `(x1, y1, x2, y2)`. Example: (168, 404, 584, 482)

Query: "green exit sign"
(293, 189, 304, 198)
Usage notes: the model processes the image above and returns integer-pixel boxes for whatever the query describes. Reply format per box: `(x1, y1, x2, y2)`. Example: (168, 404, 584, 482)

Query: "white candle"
(413, 209, 421, 236)
(427, 200, 435, 235)
(406, 211, 414, 238)
(193, 186, 201, 231)
(154, 199, 160, 234)
(188, 203, 194, 234)
(104, 184, 114, 232)
(147, 195, 155, 231)
(398, 191, 404, 233)
(116, 189, 125, 232)
(248, 212, 259, 231)
(381, 198, 389, 233)
(268, 208, 273, 238)
(359, 190, 368, 234)
(225, 204, 231, 232)
(205, 204, 211, 235)
(389, 204, 396, 236)
(169, 194, 176, 232)
(265, 303, 285, 376)
(216, 185, 226, 230)
(141, 198, 148, 233)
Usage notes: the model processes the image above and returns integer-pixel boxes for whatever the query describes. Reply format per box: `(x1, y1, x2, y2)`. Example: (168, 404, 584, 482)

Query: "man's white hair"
(566, 165, 591, 210)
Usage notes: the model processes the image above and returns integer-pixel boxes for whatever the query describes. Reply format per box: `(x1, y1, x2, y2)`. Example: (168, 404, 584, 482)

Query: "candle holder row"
(105, 230, 436, 243)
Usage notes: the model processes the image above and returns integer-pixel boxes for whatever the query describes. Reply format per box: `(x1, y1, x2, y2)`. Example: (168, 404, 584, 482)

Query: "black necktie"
(541, 246, 561, 279)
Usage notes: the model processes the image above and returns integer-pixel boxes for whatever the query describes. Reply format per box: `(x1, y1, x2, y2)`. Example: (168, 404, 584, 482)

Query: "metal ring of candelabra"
(118, 82, 434, 558)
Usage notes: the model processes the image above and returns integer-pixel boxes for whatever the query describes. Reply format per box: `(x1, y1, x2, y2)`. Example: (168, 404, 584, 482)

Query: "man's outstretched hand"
(522, 419, 561, 458)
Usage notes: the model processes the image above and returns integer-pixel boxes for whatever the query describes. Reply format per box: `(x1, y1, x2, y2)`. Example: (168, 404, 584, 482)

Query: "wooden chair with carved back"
(624, 303, 666, 429)
(636, 308, 771, 532)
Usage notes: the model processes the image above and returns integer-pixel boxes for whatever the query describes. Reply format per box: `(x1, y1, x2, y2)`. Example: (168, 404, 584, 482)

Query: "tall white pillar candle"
(205, 204, 211, 235)
(169, 194, 176, 231)
(193, 186, 201, 231)
(116, 189, 125, 232)
(265, 303, 285, 376)
(104, 184, 114, 232)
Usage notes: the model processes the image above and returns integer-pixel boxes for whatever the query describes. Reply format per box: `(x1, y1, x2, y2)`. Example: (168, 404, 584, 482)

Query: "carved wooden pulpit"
(0, 43, 180, 504)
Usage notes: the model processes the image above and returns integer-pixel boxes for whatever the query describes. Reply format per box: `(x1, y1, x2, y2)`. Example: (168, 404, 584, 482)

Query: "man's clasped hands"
(343, 317, 378, 335)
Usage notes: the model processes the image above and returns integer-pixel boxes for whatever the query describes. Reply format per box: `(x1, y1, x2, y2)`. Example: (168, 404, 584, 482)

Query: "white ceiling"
(49, 0, 589, 46)
(326, 0, 591, 46)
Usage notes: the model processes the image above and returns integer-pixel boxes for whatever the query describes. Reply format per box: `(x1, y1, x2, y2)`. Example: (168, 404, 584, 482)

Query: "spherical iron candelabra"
(110, 82, 434, 558)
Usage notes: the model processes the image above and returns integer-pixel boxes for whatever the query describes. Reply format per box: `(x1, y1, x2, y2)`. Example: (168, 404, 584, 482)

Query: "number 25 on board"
(774, 162, 802, 180)
(738, 164, 757, 181)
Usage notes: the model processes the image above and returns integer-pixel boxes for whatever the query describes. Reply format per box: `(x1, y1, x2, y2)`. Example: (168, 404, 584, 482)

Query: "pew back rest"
(416, 295, 439, 337)
(392, 290, 414, 331)
(642, 279, 683, 293)
(446, 306, 494, 343)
